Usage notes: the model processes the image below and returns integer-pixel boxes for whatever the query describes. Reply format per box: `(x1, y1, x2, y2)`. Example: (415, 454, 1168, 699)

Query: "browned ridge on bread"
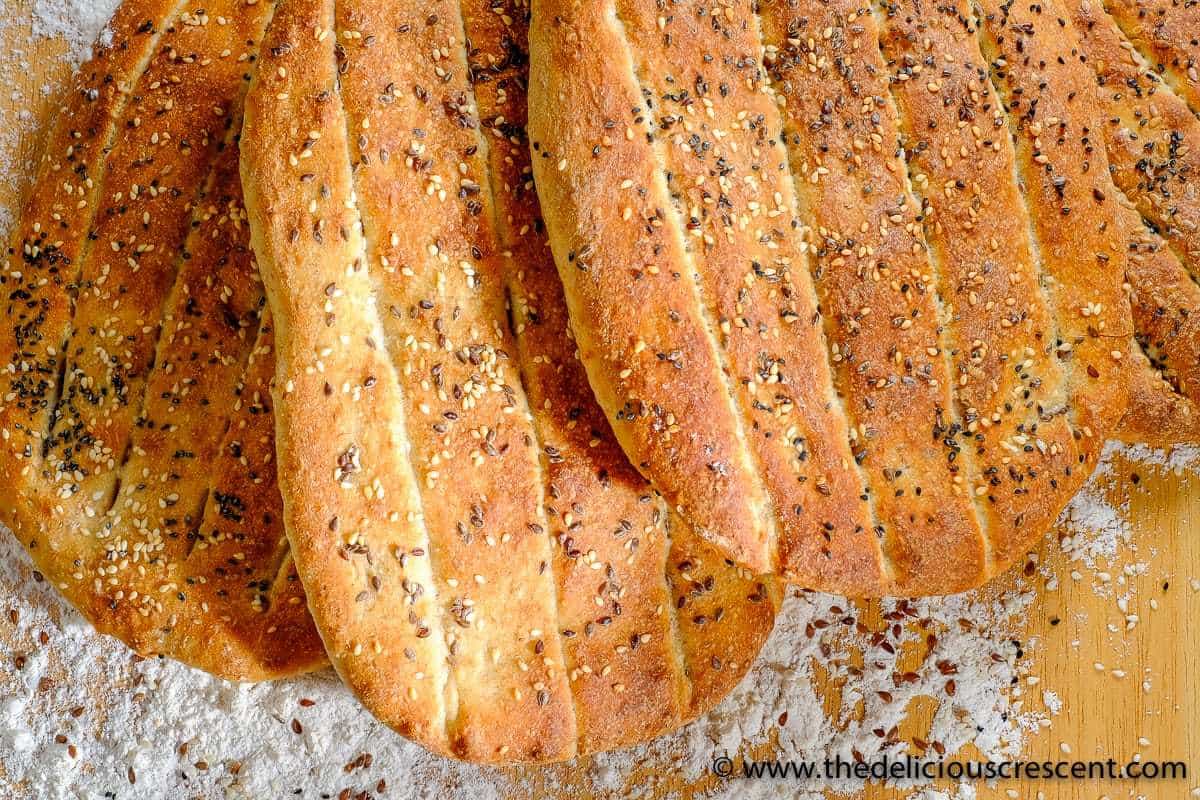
(0, 0, 326, 680)
(1067, 0, 1200, 444)
(1102, 0, 1200, 112)
(240, 0, 779, 764)
(528, 0, 1200, 593)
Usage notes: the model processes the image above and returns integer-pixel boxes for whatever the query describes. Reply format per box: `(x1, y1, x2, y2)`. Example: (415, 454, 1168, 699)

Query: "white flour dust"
(0, 522, 1045, 800)
(0, 428, 1176, 800)
(0, 1, 1194, 798)
(27, 0, 117, 63)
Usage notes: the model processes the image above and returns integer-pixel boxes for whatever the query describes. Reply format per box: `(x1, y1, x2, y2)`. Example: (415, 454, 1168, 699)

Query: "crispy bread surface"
(0, 0, 325, 680)
(1101, 0, 1200, 112)
(1066, 0, 1200, 444)
(241, 0, 778, 764)
(528, 0, 1157, 592)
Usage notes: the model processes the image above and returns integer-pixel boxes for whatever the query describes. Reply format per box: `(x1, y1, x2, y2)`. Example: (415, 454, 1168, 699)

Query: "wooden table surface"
(1, 6, 1195, 799)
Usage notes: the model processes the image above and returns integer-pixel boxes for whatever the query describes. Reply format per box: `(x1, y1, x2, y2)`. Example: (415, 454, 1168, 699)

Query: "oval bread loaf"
(527, 0, 1199, 593)
(240, 0, 779, 764)
(1066, 0, 1200, 444)
(0, 0, 326, 679)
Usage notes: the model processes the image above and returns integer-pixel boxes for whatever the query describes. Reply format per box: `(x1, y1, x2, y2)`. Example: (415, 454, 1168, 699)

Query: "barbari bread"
(528, 0, 1200, 593)
(1066, 0, 1200, 445)
(0, 0, 326, 680)
(240, 0, 779, 764)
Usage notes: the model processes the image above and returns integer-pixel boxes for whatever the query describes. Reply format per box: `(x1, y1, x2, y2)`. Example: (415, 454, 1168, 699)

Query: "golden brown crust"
(0, 0, 325, 680)
(529, 0, 894, 589)
(243, 0, 461, 756)
(1074, 0, 1200, 268)
(1067, 0, 1200, 434)
(979, 0, 1134, 445)
(471, 0, 780, 745)
(617, 0, 887, 593)
(1101, 0, 1200, 112)
(242, 0, 777, 765)
(758, 0, 989, 593)
(339, 0, 580, 763)
(470, 0, 779, 749)
(527, 1, 781, 575)
(877, 0, 1083, 569)
(529, 0, 1137, 593)
(1121, 233, 1200, 442)
(475, 59, 683, 756)
(666, 531, 779, 716)
(1122, 346, 1200, 447)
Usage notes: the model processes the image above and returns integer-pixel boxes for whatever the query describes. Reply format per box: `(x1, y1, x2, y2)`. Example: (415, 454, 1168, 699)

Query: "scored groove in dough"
(465, 4, 698, 746)
(527, 0, 1176, 593)
(335, 0, 575, 757)
(760, 0, 990, 590)
(874, 0, 1081, 570)
(241, 0, 778, 764)
(1067, 0, 1200, 435)
(28, 1, 179, 470)
(93, 121, 243, 537)
(751, 7, 898, 589)
(974, 0, 1130, 438)
(609, 2, 783, 571)
(0, 0, 327, 679)
(330, 14, 458, 743)
(1100, 0, 1200, 113)
(877, 69, 998, 576)
(483, 0, 778, 737)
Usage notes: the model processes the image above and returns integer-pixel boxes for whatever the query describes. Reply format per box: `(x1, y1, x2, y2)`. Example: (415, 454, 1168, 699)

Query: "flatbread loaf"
(1066, 0, 1200, 445)
(0, 0, 326, 680)
(240, 0, 778, 764)
(527, 0, 1197, 592)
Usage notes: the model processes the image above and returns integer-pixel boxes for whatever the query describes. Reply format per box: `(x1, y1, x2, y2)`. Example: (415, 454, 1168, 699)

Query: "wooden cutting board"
(1, 7, 1195, 798)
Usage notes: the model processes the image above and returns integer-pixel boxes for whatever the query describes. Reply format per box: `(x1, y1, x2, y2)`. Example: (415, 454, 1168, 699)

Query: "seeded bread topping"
(240, 0, 778, 765)
(1101, 0, 1200, 112)
(1067, 0, 1200, 445)
(0, 0, 326, 680)
(526, 0, 1194, 592)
